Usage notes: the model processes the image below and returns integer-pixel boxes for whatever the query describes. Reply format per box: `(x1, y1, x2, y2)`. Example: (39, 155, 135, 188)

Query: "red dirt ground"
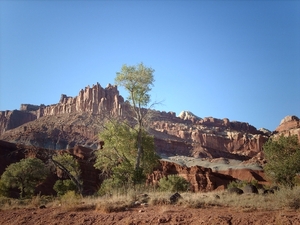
(1, 205, 300, 225)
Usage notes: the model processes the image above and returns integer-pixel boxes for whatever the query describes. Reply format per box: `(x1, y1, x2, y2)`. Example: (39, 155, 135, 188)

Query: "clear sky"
(0, 1, 299, 131)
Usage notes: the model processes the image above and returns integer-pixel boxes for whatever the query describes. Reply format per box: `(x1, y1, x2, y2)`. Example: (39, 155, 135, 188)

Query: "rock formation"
(0, 110, 37, 135)
(151, 114, 269, 159)
(0, 83, 124, 136)
(36, 83, 124, 118)
(0, 82, 272, 172)
(147, 160, 236, 192)
(275, 115, 300, 142)
(1, 80, 298, 195)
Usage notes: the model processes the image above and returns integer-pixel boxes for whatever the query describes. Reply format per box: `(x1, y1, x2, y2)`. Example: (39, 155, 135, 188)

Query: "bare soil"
(1, 205, 300, 225)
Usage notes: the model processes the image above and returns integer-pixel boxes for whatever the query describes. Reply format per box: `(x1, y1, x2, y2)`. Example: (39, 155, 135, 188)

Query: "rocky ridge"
(0, 82, 299, 193)
(0, 83, 124, 136)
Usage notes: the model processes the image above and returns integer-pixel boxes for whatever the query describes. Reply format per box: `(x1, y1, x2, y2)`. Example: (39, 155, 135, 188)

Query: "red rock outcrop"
(0, 83, 125, 136)
(0, 110, 37, 136)
(151, 114, 269, 159)
(147, 160, 236, 192)
(275, 115, 300, 142)
(276, 115, 300, 132)
(36, 83, 124, 118)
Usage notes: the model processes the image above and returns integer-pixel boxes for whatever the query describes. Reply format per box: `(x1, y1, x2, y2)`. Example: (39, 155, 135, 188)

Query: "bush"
(53, 179, 77, 196)
(263, 135, 300, 188)
(227, 180, 258, 189)
(158, 175, 190, 192)
(59, 190, 81, 208)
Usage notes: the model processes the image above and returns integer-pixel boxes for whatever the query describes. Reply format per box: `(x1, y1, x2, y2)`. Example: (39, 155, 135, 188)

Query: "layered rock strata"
(0, 83, 124, 136)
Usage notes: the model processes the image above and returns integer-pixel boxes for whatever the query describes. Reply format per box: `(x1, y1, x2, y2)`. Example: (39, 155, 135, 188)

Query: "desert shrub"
(158, 175, 190, 192)
(59, 190, 81, 209)
(53, 179, 77, 196)
(263, 135, 300, 188)
(227, 180, 258, 189)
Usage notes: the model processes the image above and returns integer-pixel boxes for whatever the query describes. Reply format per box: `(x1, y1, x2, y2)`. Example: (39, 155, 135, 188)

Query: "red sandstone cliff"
(0, 83, 124, 136)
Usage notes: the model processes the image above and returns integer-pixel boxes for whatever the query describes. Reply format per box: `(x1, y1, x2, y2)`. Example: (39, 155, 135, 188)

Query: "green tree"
(115, 63, 155, 174)
(158, 175, 190, 192)
(263, 135, 300, 188)
(94, 120, 159, 190)
(51, 153, 82, 194)
(0, 158, 49, 198)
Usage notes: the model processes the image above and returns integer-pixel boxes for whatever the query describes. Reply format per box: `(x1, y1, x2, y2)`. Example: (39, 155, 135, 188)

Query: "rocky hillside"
(0, 83, 274, 160)
(0, 82, 299, 193)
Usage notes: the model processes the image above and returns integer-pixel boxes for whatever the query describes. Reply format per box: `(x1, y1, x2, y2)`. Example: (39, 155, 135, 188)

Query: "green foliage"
(0, 158, 49, 198)
(95, 120, 160, 188)
(97, 178, 123, 196)
(0, 179, 9, 197)
(59, 190, 82, 208)
(115, 63, 155, 172)
(227, 180, 258, 189)
(53, 179, 77, 196)
(263, 135, 300, 188)
(52, 153, 81, 180)
(158, 175, 190, 192)
(115, 62, 154, 108)
(52, 153, 82, 194)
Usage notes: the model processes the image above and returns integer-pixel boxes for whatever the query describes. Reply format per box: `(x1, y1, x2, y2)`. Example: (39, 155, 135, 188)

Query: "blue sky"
(0, 1, 299, 131)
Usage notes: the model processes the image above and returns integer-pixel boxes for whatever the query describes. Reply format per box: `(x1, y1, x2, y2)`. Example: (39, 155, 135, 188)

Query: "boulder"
(243, 184, 258, 194)
(169, 192, 182, 204)
(228, 187, 244, 195)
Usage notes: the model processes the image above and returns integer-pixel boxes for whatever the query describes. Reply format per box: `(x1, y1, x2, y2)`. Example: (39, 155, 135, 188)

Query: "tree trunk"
(135, 127, 142, 170)
(51, 158, 83, 194)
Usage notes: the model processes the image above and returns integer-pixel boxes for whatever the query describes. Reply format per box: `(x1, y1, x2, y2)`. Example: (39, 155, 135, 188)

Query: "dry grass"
(95, 194, 134, 213)
(0, 194, 55, 210)
(1, 186, 300, 213)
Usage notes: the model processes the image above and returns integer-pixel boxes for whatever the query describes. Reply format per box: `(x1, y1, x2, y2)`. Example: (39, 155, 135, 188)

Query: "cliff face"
(0, 83, 124, 136)
(151, 114, 269, 160)
(0, 110, 37, 135)
(36, 83, 124, 118)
